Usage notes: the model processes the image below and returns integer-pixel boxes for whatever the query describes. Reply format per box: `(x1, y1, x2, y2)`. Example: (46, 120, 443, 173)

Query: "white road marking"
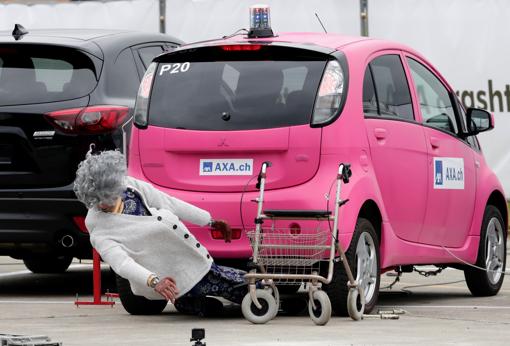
(379, 305, 510, 309)
(0, 270, 32, 277)
(0, 264, 108, 278)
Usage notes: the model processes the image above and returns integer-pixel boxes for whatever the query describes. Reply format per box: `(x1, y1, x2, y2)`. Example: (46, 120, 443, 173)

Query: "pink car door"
(406, 57, 477, 247)
(363, 53, 428, 242)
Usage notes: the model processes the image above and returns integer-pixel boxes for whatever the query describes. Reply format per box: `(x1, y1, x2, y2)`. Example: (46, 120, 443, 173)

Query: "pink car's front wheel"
(464, 205, 507, 296)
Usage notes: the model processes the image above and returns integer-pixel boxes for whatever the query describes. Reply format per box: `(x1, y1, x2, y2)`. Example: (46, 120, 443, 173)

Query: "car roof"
(0, 28, 183, 59)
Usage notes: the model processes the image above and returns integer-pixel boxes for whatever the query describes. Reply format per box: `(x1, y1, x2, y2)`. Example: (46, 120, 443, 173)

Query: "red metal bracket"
(75, 248, 116, 307)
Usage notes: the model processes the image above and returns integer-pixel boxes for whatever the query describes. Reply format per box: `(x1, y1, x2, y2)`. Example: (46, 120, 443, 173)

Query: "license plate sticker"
(200, 159, 253, 176)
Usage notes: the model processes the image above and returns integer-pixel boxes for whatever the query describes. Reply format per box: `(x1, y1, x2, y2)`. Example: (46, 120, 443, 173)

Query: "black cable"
(222, 28, 249, 40)
(240, 175, 258, 232)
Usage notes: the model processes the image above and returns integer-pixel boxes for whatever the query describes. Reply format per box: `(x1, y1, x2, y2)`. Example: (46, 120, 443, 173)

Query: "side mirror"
(466, 108, 494, 135)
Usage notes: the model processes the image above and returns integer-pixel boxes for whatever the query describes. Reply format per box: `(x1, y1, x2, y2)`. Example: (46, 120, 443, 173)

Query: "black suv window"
(363, 55, 414, 120)
(138, 46, 164, 69)
(106, 48, 140, 98)
(0, 45, 98, 106)
(407, 58, 458, 134)
(148, 46, 329, 131)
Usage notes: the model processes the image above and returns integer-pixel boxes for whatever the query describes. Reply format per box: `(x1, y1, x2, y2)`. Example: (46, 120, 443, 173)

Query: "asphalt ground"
(0, 244, 509, 346)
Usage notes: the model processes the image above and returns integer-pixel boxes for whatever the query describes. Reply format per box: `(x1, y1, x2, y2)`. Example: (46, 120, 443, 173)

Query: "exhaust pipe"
(60, 235, 75, 248)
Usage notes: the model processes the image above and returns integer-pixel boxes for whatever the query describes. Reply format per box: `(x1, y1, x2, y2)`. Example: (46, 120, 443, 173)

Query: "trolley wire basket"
(246, 227, 331, 284)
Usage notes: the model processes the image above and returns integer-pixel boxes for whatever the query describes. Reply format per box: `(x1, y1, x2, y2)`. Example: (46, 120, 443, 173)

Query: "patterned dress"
(121, 188, 248, 311)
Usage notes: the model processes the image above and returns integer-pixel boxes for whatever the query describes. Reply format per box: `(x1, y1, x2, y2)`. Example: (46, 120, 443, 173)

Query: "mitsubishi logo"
(218, 138, 229, 147)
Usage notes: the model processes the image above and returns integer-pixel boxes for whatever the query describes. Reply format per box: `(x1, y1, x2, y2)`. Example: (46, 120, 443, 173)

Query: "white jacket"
(85, 177, 212, 300)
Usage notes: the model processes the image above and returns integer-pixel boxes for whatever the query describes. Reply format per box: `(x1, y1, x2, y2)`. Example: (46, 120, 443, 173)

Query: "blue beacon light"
(248, 5, 275, 38)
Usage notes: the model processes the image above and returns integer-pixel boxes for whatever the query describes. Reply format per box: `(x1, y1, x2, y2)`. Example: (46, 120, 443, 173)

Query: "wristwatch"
(208, 219, 215, 227)
(147, 274, 160, 288)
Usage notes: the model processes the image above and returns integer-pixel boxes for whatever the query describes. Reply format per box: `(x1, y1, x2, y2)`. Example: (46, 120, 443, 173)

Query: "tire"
(308, 290, 332, 326)
(464, 205, 507, 296)
(115, 274, 167, 315)
(241, 289, 278, 324)
(23, 255, 73, 274)
(347, 288, 364, 321)
(324, 218, 380, 316)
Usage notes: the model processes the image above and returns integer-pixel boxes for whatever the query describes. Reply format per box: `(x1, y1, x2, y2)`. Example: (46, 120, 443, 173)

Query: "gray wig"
(73, 150, 127, 209)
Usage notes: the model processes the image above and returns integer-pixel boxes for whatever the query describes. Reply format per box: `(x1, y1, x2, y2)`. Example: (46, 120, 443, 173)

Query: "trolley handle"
(338, 163, 352, 184)
(256, 161, 272, 190)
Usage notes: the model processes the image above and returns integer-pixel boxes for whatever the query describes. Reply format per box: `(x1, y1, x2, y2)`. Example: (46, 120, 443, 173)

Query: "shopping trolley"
(241, 162, 364, 325)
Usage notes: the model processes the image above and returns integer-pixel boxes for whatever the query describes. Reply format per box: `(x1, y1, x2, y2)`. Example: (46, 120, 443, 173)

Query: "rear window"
(0, 45, 99, 106)
(148, 46, 329, 130)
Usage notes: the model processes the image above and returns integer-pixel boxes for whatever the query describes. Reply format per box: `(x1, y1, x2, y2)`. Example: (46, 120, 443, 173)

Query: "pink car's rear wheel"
(324, 217, 380, 316)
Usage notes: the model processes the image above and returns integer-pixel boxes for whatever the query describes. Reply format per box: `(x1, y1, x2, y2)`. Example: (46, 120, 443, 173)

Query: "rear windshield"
(0, 45, 99, 106)
(148, 46, 329, 130)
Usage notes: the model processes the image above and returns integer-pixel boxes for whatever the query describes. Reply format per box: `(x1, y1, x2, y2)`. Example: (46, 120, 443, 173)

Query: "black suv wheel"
(23, 255, 73, 274)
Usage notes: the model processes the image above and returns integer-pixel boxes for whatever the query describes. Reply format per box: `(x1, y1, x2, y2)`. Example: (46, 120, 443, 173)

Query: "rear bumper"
(0, 185, 91, 259)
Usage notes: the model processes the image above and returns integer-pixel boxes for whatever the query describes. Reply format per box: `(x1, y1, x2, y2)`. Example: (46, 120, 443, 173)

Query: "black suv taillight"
(45, 105, 129, 134)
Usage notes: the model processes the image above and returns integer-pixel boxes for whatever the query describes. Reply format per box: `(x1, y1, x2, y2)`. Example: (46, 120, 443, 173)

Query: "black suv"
(0, 28, 182, 273)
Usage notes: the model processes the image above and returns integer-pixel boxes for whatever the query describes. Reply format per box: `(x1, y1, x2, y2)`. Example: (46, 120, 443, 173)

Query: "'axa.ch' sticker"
(200, 159, 253, 176)
(434, 157, 464, 189)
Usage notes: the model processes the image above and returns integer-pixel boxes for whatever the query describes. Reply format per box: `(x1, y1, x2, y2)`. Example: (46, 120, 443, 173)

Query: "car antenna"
(315, 13, 328, 33)
(12, 24, 29, 41)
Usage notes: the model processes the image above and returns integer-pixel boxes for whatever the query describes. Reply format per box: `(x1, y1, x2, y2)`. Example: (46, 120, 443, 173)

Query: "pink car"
(128, 32, 507, 315)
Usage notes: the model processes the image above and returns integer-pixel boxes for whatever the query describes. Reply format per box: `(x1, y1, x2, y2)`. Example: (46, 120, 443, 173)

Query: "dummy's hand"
(154, 277, 179, 303)
(211, 219, 232, 243)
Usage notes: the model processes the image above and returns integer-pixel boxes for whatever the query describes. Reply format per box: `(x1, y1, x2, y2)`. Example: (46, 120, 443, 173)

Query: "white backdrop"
(0, 0, 509, 195)
(165, 0, 360, 43)
(0, 0, 158, 31)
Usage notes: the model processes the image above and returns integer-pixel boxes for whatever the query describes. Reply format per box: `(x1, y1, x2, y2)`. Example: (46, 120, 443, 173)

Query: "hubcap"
(355, 231, 378, 303)
(485, 217, 505, 284)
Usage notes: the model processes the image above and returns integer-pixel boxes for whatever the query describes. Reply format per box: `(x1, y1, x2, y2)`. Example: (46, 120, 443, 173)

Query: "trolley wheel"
(308, 290, 332, 326)
(347, 287, 364, 321)
(242, 289, 278, 324)
(268, 286, 280, 319)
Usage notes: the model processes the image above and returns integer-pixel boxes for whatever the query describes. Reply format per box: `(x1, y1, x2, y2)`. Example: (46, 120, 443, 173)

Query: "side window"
(364, 55, 414, 120)
(362, 66, 379, 116)
(138, 46, 164, 69)
(107, 48, 140, 98)
(407, 58, 458, 134)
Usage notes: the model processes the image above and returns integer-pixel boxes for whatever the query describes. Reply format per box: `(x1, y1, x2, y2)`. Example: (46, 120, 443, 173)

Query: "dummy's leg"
(174, 264, 250, 316)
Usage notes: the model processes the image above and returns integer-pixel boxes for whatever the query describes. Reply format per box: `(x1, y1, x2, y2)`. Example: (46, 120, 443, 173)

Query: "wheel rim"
(355, 231, 378, 304)
(485, 217, 505, 284)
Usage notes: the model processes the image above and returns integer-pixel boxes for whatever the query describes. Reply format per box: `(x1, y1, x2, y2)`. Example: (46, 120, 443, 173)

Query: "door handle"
(374, 128, 387, 140)
(430, 137, 440, 149)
